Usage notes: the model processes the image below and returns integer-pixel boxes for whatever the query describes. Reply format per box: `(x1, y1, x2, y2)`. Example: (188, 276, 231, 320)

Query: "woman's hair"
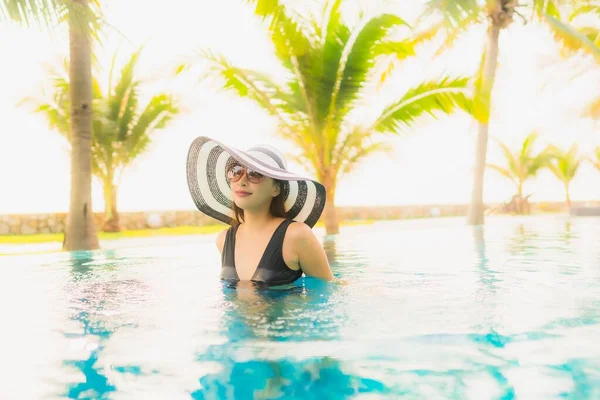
(233, 179, 287, 224)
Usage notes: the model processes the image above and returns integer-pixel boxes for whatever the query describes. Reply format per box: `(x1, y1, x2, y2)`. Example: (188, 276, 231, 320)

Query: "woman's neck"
(241, 208, 278, 231)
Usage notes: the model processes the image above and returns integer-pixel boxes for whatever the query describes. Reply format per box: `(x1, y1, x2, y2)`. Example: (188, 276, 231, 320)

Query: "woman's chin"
(233, 198, 252, 208)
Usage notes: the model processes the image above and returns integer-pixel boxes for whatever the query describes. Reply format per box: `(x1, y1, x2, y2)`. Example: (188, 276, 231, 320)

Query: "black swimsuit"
(221, 219, 303, 286)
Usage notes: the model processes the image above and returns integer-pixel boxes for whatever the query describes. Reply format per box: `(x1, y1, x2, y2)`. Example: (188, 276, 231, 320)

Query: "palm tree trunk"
(321, 172, 339, 235)
(517, 181, 523, 214)
(102, 179, 121, 232)
(323, 190, 339, 235)
(565, 182, 571, 210)
(467, 22, 501, 226)
(63, 0, 99, 251)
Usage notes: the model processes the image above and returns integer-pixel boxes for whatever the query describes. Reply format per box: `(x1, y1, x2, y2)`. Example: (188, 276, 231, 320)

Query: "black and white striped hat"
(186, 136, 326, 227)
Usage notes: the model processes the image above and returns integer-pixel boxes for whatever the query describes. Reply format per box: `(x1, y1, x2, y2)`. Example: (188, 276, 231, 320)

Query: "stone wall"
(0, 201, 597, 236)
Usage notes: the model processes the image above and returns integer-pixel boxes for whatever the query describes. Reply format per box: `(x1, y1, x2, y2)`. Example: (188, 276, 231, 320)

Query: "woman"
(186, 136, 334, 286)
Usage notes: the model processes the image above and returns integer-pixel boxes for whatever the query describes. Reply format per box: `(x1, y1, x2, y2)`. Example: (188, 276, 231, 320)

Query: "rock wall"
(0, 201, 596, 235)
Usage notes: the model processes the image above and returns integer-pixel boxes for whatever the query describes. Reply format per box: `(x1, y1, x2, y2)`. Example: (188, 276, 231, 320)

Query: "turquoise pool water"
(1, 216, 599, 399)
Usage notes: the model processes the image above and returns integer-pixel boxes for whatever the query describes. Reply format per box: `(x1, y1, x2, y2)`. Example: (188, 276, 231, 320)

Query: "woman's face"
(227, 163, 280, 210)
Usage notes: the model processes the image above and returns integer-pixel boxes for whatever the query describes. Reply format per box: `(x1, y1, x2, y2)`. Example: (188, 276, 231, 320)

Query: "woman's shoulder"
(215, 225, 234, 254)
(283, 220, 314, 245)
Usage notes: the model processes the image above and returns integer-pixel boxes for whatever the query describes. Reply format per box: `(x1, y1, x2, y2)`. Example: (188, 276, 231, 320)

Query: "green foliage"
(1, 0, 103, 38)
(23, 47, 179, 186)
(546, 143, 584, 185)
(486, 132, 553, 194)
(202, 0, 472, 184)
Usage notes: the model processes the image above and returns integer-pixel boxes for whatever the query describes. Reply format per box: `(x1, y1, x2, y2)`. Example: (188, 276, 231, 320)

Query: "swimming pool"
(1, 215, 599, 399)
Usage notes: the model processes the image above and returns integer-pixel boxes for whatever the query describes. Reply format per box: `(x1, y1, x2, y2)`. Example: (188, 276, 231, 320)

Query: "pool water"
(1, 216, 600, 399)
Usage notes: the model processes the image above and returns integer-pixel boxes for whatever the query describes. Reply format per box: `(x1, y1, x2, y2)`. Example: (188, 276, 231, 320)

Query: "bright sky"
(1, 0, 600, 214)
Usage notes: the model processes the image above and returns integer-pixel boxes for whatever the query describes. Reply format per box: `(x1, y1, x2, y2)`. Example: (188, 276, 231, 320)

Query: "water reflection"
(62, 250, 147, 399)
(472, 226, 500, 296)
(506, 223, 540, 256)
(191, 278, 386, 399)
(322, 237, 337, 265)
(4, 217, 600, 398)
(62, 251, 116, 398)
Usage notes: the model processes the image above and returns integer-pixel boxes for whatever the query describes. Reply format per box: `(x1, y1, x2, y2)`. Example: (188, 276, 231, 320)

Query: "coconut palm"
(418, 0, 582, 225)
(547, 144, 584, 208)
(24, 48, 179, 232)
(3, 0, 104, 250)
(63, 0, 103, 250)
(197, 0, 474, 234)
(486, 132, 552, 213)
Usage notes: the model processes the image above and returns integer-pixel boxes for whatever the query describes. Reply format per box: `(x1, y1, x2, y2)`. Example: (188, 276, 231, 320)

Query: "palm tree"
(486, 132, 552, 213)
(419, 0, 580, 225)
(2, 0, 103, 250)
(63, 0, 103, 250)
(547, 144, 584, 209)
(195, 0, 473, 234)
(24, 48, 179, 232)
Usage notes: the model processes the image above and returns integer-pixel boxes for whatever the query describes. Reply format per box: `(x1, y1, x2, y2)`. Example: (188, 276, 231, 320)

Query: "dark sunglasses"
(226, 163, 265, 184)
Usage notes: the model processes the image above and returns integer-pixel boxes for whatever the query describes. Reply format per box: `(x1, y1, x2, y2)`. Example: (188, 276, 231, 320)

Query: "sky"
(1, 0, 600, 214)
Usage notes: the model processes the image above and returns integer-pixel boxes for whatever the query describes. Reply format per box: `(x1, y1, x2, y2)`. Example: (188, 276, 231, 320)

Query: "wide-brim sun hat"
(186, 136, 326, 228)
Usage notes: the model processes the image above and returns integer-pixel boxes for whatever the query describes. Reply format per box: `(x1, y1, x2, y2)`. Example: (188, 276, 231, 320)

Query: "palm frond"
(520, 131, 540, 159)
(245, 0, 325, 146)
(330, 126, 394, 176)
(568, 3, 600, 21)
(528, 151, 553, 175)
(123, 94, 178, 165)
(331, 14, 409, 119)
(285, 151, 317, 175)
(532, 0, 562, 20)
(374, 37, 418, 90)
(331, 127, 370, 171)
(495, 139, 519, 179)
(62, 0, 104, 43)
(321, 0, 344, 44)
(339, 140, 393, 176)
(276, 124, 322, 173)
(19, 71, 71, 140)
(34, 100, 71, 139)
(29, 46, 179, 192)
(0, 0, 60, 27)
(91, 98, 116, 179)
(422, 0, 481, 29)
(203, 51, 301, 128)
(547, 143, 583, 183)
(372, 76, 473, 134)
(374, 39, 416, 60)
(246, 0, 312, 61)
(544, 13, 600, 61)
(486, 163, 517, 185)
(310, 2, 350, 133)
(583, 94, 600, 121)
(410, 20, 445, 47)
(322, 13, 408, 163)
(108, 49, 141, 132)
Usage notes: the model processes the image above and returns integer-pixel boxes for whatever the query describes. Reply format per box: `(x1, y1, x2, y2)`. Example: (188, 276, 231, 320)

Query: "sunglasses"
(226, 163, 265, 184)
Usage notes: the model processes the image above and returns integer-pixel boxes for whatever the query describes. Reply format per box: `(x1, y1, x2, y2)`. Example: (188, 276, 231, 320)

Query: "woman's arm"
(289, 222, 335, 281)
